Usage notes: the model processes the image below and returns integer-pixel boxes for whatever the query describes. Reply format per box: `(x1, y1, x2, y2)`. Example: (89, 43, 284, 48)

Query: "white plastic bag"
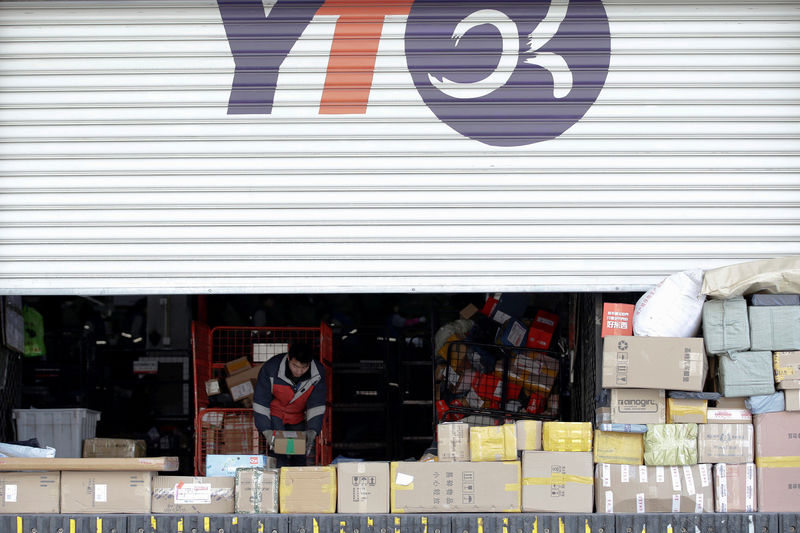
(633, 269, 706, 337)
(0, 442, 56, 458)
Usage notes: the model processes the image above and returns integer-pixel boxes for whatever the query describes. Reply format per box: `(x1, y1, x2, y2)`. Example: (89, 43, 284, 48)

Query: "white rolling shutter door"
(0, 0, 798, 294)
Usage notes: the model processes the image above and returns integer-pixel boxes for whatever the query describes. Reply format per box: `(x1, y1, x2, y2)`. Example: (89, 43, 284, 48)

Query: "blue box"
(205, 454, 276, 477)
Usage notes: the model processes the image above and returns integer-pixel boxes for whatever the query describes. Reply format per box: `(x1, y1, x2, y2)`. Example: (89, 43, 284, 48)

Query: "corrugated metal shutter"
(1, 0, 798, 294)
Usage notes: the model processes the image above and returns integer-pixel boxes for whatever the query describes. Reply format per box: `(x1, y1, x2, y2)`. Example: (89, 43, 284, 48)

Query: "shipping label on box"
(151, 476, 234, 513)
(225, 364, 263, 402)
(593, 431, 644, 465)
(602, 303, 634, 337)
(714, 463, 756, 512)
(774, 351, 800, 383)
(391, 461, 520, 513)
(337, 462, 389, 514)
(279, 466, 336, 514)
(0, 472, 60, 513)
(205, 455, 276, 477)
(698, 424, 754, 464)
(438, 422, 470, 462)
(61, 471, 153, 514)
(595, 463, 714, 513)
(667, 398, 707, 424)
(754, 411, 800, 512)
(522, 451, 593, 513)
(610, 389, 666, 424)
(602, 336, 707, 391)
(234, 467, 278, 513)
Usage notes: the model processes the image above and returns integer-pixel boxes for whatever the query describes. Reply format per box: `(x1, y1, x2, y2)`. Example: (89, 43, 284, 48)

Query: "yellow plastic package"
(666, 398, 707, 424)
(593, 430, 644, 465)
(470, 424, 517, 461)
(643, 424, 698, 466)
(542, 422, 592, 452)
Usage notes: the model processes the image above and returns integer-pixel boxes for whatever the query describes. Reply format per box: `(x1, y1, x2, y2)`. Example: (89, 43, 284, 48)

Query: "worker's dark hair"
(288, 342, 314, 364)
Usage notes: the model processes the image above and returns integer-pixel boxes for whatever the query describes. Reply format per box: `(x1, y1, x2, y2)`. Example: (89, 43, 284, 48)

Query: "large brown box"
(82, 438, 146, 458)
(0, 472, 60, 513)
(754, 411, 800, 512)
(234, 468, 278, 514)
(391, 461, 520, 513)
(337, 462, 389, 514)
(280, 466, 336, 513)
(595, 463, 714, 513)
(522, 451, 593, 512)
(60, 471, 152, 513)
(602, 336, 707, 391)
(151, 476, 234, 513)
(225, 363, 263, 402)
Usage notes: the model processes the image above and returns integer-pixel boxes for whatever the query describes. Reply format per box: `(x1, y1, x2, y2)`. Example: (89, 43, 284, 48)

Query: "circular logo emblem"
(618, 340, 628, 351)
(405, 0, 610, 146)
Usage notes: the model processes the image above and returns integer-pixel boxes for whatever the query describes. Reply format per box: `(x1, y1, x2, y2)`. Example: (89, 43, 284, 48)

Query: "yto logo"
(218, 0, 610, 147)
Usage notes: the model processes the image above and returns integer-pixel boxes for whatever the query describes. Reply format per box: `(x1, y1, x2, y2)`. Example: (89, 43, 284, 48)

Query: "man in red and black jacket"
(253, 343, 326, 466)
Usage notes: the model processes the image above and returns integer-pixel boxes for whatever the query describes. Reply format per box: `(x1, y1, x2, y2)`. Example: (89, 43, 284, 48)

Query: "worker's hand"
(266, 431, 276, 451)
(305, 430, 317, 456)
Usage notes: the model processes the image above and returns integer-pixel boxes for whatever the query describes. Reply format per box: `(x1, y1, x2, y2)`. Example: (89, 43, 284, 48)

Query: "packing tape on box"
(523, 474, 593, 486)
(505, 482, 521, 492)
(755, 456, 800, 468)
(667, 400, 707, 423)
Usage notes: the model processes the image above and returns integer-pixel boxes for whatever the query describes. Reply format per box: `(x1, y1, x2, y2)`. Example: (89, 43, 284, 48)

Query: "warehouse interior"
(0, 291, 641, 474)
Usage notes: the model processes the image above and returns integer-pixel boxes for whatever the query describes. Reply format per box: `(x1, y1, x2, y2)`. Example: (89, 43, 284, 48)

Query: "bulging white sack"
(633, 269, 706, 337)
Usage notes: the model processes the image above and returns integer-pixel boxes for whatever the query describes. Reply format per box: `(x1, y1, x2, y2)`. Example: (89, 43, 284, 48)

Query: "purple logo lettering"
(404, 0, 610, 146)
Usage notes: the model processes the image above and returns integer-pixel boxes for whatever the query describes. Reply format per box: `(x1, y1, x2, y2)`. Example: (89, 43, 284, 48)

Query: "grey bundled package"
(235, 468, 279, 513)
(749, 306, 800, 351)
(718, 351, 775, 397)
(702, 297, 750, 355)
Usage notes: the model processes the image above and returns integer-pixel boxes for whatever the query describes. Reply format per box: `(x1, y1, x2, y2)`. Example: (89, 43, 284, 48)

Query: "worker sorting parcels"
(253, 342, 326, 466)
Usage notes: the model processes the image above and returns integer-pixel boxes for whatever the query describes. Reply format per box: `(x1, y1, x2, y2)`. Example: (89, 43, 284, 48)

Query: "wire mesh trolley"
(192, 322, 333, 475)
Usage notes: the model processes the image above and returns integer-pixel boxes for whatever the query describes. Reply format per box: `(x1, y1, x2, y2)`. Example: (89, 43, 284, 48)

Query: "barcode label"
(605, 491, 614, 513)
(695, 493, 704, 513)
(699, 464, 710, 487)
(636, 493, 646, 514)
(602, 464, 611, 488)
(656, 466, 665, 484)
(671, 466, 681, 492)
(672, 493, 681, 513)
(683, 466, 696, 496)
(639, 465, 648, 484)
(621, 464, 630, 483)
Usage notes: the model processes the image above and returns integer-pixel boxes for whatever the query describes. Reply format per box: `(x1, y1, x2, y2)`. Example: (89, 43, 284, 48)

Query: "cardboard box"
(337, 462, 389, 514)
(525, 310, 559, 350)
(0, 472, 59, 513)
(596, 407, 612, 426)
(542, 422, 592, 452)
(714, 463, 756, 512)
(516, 420, 542, 451)
(786, 389, 800, 411)
(279, 466, 336, 513)
(470, 424, 516, 461)
(391, 461, 520, 513)
(274, 430, 307, 456)
(707, 408, 752, 424)
(779, 379, 800, 390)
(438, 422, 470, 462)
(602, 336, 707, 391)
(234, 468, 279, 514)
(774, 351, 800, 383)
(595, 463, 714, 513)
(698, 423, 754, 464)
(225, 363, 263, 402)
(235, 467, 279, 513)
(205, 378, 221, 396)
(151, 476, 234, 513)
(61, 471, 152, 513)
(225, 356, 251, 376)
(601, 303, 634, 337)
(644, 424, 698, 466)
(459, 303, 480, 320)
(82, 438, 146, 458)
(754, 411, 800, 512)
(522, 451, 592, 512)
(716, 397, 748, 409)
(610, 389, 666, 424)
(593, 431, 643, 465)
(205, 454, 276, 477)
(667, 398, 707, 424)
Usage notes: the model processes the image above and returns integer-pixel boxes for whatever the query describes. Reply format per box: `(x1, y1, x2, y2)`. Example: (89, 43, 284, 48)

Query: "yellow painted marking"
(204, 516, 210, 532)
(96, 517, 103, 533)
(666, 526, 673, 533)
(71, 518, 77, 533)
(533, 517, 537, 533)
(478, 517, 484, 533)
(341, 518, 347, 533)
(503, 516, 509, 533)
(177, 517, 184, 533)
(585, 518, 591, 533)
(559, 517, 564, 533)
(641, 525, 647, 533)
(232, 518, 238, 526)
(16, 516, 21, 533)
(151, 516, 157, 531)
(313, 517, 320, 533)
(368, 517, 374, 527)
(395, 515, 402, 533)
(257, 519, 263, 533)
